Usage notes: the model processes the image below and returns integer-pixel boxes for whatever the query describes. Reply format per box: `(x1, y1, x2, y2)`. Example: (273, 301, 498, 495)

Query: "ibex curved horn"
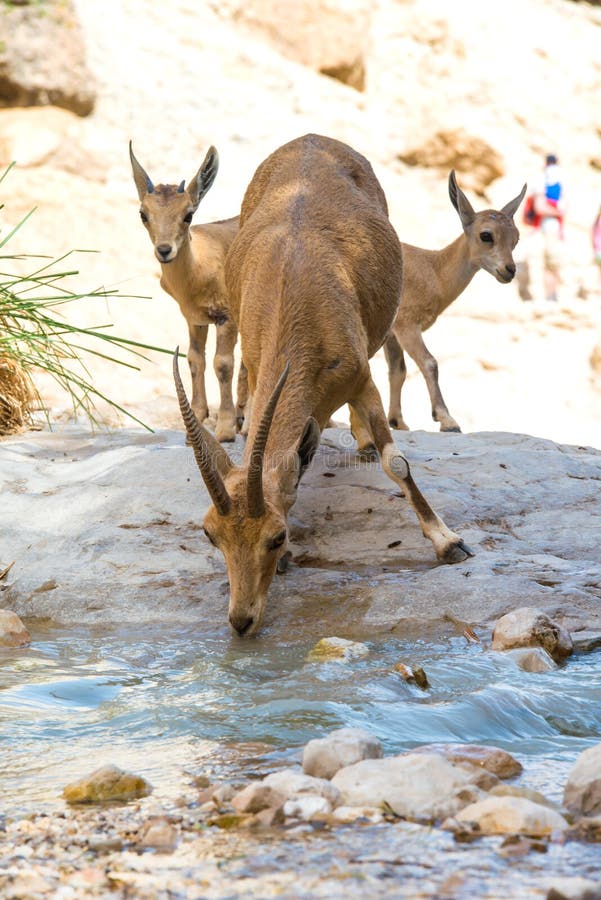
(247, 362, 290, 518)
(173, 348, 232, 516)
(129, 140, 155, 198)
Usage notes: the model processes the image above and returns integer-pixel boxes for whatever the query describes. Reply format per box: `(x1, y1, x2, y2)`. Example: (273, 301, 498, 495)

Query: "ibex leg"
(187, 323, 209, 424)
(397, 325, 461, 433)
(236, 361, 250, 433)
(384, 332, 409, 430)
(213, 320, 238, 442)
(351, 376, 472, 564)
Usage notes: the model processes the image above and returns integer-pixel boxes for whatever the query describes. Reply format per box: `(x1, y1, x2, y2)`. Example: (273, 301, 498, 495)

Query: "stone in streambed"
(492, 607, 572, 663)
(452, 795, 568, 836)
(564, 742, 601, 818)
(0, 610, 30, 648)
(302, 727, 383, 780)
(63, 764, 152, 803)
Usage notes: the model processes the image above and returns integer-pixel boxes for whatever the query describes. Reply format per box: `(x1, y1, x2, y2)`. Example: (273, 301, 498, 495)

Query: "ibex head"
(129, 142, 219, 264)
(173, 350, 319, 636)
(448, 170, 527, 284)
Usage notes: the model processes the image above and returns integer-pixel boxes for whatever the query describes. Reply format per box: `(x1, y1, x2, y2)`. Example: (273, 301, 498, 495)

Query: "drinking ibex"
(129, 143, 246, 441)
(384, 171, 526, 433)
(174, 134, 472, 636)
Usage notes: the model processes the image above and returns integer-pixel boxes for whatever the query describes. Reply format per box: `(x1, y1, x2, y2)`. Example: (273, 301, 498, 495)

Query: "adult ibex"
(130, 143, 246, 441)
(384, 171, 526, 434)
(174, 134, 472, 636)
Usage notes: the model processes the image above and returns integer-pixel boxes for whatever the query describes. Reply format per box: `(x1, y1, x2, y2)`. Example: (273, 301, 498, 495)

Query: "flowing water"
(1, 621, 601, 896)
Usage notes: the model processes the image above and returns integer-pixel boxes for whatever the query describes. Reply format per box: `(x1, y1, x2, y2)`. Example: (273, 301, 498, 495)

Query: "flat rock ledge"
(1, 427, 601, 639)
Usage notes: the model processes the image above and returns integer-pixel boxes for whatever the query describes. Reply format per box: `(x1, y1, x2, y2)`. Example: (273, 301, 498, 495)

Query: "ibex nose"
(505, 263, 516, 278)
(156, 243, 173, 260)
(229, 614, 255, 636)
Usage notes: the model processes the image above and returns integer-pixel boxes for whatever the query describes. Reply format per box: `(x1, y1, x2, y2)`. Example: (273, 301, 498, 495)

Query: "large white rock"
(302, 728, 383, 780)
(492, 607, 573, 662)
(331, 753, 485, 821)
(262, 768, 341, 808)
(564, 743, 601, 818)
(453, 795, 568, 836)
(283, 795, 332, 821)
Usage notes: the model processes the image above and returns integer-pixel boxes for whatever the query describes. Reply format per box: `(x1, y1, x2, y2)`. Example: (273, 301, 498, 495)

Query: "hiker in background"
(518, 153, 567, 303)
(593, 204, 601, 294)
(533, 153, 566, 302)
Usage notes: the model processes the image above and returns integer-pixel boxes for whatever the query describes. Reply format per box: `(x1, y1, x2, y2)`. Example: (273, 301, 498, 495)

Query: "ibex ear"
(501, 183, 528, 220)
(129, 141, 154, 201)
(187, 146, 219, 211)
(448, 169, 476, 229)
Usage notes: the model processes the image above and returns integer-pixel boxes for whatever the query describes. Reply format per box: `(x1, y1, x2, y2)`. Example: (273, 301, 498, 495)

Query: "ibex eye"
(480, 231, 493, 243)
(140, 211, 148, 224)
(183, 212, 193, 225)
(269, 531, 286, 551)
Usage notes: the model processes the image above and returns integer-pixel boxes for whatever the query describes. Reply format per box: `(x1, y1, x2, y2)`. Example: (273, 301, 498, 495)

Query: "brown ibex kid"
(130, 143, 246, 441)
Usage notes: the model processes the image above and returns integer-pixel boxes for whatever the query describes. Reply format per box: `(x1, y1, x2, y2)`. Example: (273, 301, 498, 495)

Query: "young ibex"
(384, 171, 526, 433)
(173, 134, 472, 637)
(129, 143, 246, 441)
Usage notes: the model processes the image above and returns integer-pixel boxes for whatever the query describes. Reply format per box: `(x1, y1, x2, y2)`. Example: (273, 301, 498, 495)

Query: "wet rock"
(0, 0, 95, 116)
(62, 764, 152, 804)
(393, 662, 429, 688)
(408, 743, 522, 779)
(0, 609, 30, 647)
(497, 834, 548, 857)
(263, 768, 341, 807)
(331, 752, 487, 821)
(86, 833, 123, 853)
(547, 877, 601, 900)
(330, 805, 384, 823)
(283, 794, 332, 820)
(453, 796, 568, 836)
(490, 784, 559, 809)
(307, 636, 369, 662)
(231, 783, 286, 814)
(138, 817, 178, 851)
(564, 743, 601, 817)
(571, 630, 601, 654)
(504, 646, 558, 672)
(568, 815, 601, 843)
(207, 813, 253, 829)
(492, 607, 573, 663)
(302, 727, 383, 780)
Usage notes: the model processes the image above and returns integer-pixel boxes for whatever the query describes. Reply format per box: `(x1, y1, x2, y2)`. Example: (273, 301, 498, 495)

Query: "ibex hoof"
(389, 417, 409, 431)
(440, 539, 474, 564)
(441, 424, 462, 433)
(357, 443, 378, 462)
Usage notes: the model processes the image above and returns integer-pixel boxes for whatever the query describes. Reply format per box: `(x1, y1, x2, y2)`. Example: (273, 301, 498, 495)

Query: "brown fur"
(181, 135, 471, 636)
(385, 172, 526, 433)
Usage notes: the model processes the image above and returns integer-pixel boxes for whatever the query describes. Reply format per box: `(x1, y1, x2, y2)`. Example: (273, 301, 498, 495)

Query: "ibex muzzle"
(174, 350, 315, 636)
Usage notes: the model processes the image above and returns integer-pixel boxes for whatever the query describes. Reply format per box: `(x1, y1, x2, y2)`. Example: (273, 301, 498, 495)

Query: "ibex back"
(130, 143, 247, 441)
(174, 134, 472, 636)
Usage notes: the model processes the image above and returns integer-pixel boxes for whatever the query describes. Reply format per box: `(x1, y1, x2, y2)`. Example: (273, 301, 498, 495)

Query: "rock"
(250, 805, 286, 828)
(207, 813, 253, 829)
(0, 1, 95, 116)
(231, 783, 287, 814)
(547, 877, 601, 900)
(283, 794, 332, 820)
(492, 607, 573, 663)
(263, 768, 341, 807)
(211, 783, 237, 808)
(302, 727, 383, 780)
(397, 128, 504, 194)
(331, 752, 487, 821)
(218, 0, 371, 90)
(63, 764, 152, 803)
(137, 817, 178, 851)
(504, 646, 558, 672)
(453, 796, 568, 836)
(568, 815, 601, 843)
(490, 784, 558, 809)
(564, 743, 601, 817)
(307, 636, 369, 662)
(330, 805, 384, 823)
(87, 833, 123, 852)
(408, 743, 522, 779)
(571, 630, 601, 654)
(0, 609, 30, 647)
(393, 662, 429, 688)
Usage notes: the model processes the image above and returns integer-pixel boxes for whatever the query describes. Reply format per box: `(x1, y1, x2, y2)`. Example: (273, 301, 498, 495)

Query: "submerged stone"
(307, 637, 369, 662)
(62, 764, 152, 804)
(453, 796, 568, 836)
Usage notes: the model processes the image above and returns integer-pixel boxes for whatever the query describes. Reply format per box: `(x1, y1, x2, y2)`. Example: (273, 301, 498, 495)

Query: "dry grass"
(0, 355, 34, 434)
